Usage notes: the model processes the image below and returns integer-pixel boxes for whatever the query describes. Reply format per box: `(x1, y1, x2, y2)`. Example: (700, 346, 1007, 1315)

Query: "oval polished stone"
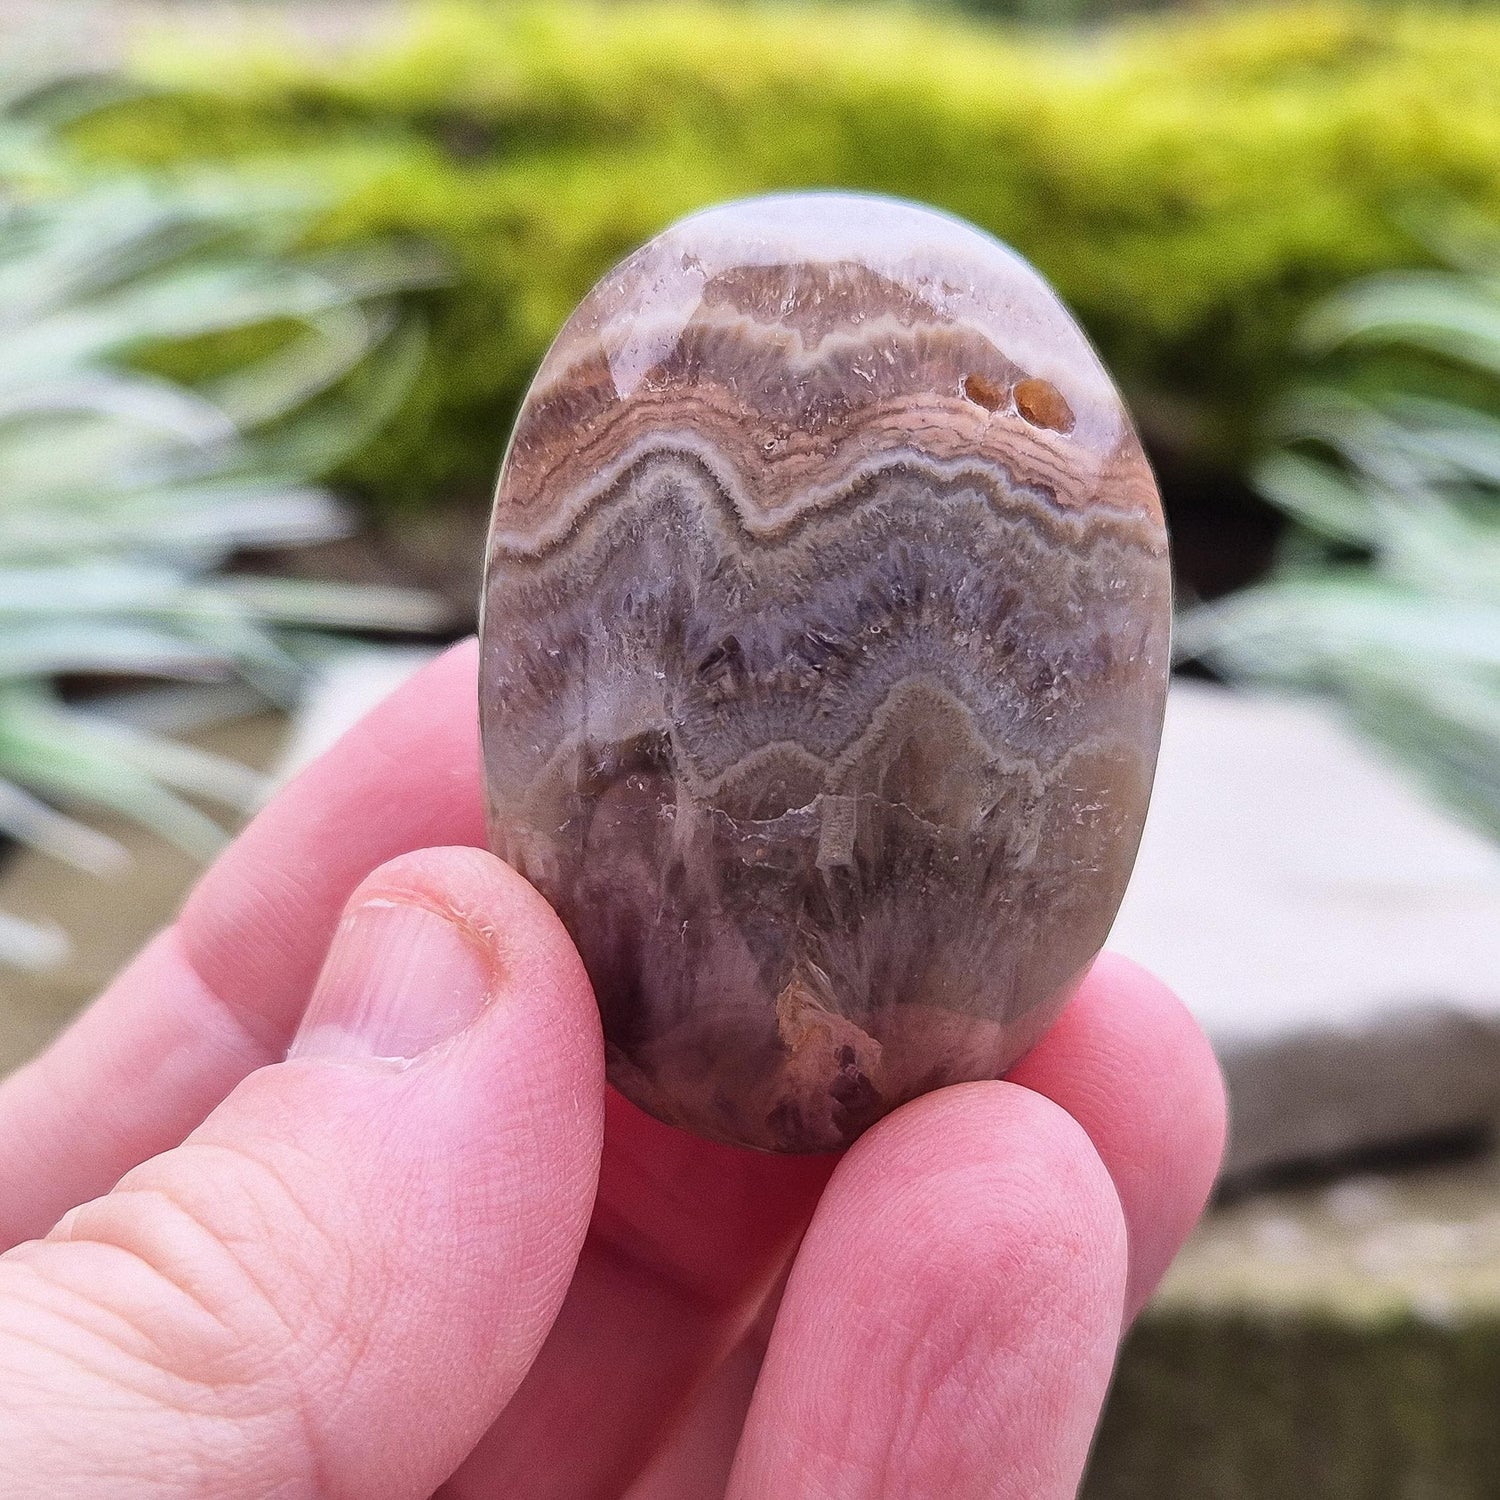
(481, 193, 1171, 1152)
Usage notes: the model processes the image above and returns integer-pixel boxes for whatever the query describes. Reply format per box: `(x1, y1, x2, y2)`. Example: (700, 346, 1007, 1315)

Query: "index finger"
(0, 639, 487, 1245)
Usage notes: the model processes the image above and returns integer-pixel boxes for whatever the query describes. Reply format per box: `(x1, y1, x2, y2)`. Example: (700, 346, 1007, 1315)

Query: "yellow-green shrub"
(77, 1, 1500, 507)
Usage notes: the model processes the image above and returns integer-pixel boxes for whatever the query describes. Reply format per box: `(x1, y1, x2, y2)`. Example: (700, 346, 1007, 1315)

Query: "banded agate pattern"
(481, 194, 1170, 1152)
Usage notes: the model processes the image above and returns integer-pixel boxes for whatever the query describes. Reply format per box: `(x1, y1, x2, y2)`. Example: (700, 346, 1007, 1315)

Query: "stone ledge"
(1110, 682, 1500, 1180)
(1089, 1147, 1500, 1497)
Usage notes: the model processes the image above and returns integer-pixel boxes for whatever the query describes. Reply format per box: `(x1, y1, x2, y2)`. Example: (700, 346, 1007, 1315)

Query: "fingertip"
(833, 1082, 1131, 1376)
(307, 843, 607, 1199)
(729, 1081, 1127, 1500)
(832, 1080, 1128, 1298)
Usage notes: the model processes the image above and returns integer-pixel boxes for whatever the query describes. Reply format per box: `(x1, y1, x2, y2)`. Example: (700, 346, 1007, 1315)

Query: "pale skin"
(0, 639, 1225, 1499)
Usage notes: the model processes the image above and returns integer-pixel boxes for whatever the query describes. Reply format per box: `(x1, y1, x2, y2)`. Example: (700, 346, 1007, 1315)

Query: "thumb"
(0, 847, 603, 1500)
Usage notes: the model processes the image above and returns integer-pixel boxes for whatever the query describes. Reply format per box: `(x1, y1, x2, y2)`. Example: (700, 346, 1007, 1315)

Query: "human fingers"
(0, 846, 603, 1500)
(605, 954, 1223, 1496)
(0, 639, 488, 1246)
(727, 1082, 1127, 1500)
(464, 953, 1222, 1497)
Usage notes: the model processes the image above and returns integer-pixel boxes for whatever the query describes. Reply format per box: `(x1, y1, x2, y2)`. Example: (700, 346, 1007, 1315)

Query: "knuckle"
(0, 1239, 316, 1498)
(51, 1138, 360, 1409)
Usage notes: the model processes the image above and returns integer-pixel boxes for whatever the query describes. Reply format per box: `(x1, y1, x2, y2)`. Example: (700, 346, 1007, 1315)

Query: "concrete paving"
(1111, 683, 1500, 1179)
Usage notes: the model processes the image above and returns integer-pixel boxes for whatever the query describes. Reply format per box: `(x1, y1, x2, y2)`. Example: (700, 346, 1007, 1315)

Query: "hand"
(0, 639, 1224, 1500)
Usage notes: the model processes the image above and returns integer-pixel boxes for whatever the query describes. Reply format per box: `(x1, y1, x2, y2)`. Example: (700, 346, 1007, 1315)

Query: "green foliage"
(0, 80, 442, 969)
(1178, 229, 1500, 842)
(73, 1, 1500, 509)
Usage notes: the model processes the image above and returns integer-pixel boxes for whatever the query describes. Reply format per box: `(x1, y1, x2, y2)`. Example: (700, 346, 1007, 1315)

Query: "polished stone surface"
(481, 193, 1170, 1151)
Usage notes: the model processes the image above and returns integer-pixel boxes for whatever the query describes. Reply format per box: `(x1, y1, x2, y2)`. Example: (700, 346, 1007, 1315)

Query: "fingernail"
(289, 898, 493, 1063)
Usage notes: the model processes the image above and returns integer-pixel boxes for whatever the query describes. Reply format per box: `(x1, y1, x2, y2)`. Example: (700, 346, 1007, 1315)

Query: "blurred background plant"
(1179, 224, 1500, 841)
(6, 0, 1496, 902)
(0, 70, 444, 969)
(56, 0, 1500, 842)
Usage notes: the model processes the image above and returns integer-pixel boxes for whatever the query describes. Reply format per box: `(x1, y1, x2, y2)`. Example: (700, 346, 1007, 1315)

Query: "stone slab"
(1109, 682, 1500, 1180)
(288, 659, 1500, 1179)
(271, 658, 1500, 1180)
(272, 646, 440, 782)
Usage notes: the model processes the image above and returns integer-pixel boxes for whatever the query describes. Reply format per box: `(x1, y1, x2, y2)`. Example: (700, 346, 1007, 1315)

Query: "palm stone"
(480, 193, 1171, 1152)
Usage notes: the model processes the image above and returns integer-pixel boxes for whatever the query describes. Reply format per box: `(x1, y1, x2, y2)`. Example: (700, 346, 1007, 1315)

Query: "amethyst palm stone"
(481, 193, 1170, 1153)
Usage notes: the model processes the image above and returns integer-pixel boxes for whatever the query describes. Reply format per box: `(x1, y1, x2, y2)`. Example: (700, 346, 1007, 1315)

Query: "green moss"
(75, 1, 1500, 508)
